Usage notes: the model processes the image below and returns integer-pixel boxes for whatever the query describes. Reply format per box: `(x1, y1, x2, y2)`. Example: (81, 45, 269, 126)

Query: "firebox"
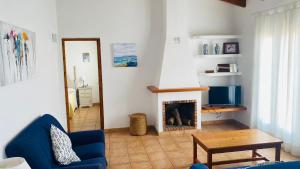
(162, 100, 197, 131)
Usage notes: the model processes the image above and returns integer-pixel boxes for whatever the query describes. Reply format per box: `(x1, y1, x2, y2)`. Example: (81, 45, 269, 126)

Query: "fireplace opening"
(163, 100, 197, 131)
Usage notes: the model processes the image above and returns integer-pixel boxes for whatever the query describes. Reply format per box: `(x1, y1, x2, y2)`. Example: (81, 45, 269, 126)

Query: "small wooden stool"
(129, 113, 147, 136)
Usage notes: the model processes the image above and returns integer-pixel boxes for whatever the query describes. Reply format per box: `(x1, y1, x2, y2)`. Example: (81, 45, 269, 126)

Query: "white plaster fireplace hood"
(147, 0, 209, 134)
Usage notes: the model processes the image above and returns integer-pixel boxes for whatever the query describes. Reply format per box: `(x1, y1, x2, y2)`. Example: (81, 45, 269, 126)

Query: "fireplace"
(163, 100, 197, 131)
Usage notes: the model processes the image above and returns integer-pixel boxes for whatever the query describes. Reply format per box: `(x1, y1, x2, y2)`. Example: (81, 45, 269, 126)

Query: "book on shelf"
(217, 64, 238, 73)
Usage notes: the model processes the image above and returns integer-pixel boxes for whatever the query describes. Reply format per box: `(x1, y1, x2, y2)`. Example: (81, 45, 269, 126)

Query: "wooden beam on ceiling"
(221, 0, 246, 8)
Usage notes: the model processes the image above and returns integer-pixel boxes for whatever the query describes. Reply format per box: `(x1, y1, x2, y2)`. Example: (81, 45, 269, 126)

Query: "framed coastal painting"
(112, 43, 137, 67)
(0, 21, 36, 87)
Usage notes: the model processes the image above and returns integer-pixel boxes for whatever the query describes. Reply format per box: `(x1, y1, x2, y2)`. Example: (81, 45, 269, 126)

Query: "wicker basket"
(129, 113, 147, 136)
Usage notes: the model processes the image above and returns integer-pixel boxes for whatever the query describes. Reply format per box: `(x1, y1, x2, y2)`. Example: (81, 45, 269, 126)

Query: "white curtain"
(252, 1, 300, 156)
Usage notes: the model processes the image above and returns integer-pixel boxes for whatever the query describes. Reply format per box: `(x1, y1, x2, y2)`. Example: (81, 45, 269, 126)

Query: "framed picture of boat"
(112, 43, 137, 67)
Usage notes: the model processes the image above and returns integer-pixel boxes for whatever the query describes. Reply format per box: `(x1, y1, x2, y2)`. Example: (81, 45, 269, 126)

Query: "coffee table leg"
(193, 138, 197, 163)
(207, 151, 212, 169)
(275, 144, 281, 161)
(252, 149, 257, 158)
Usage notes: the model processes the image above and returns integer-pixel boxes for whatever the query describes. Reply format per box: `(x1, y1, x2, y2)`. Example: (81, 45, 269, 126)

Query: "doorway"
(62, 38, 104, 132)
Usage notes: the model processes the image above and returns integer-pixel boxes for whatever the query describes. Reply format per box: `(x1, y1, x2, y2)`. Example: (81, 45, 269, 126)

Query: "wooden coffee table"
(192, 129, 283, 169)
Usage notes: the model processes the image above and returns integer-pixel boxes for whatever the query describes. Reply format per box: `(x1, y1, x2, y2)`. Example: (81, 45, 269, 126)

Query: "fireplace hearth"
(163, 100, 197, 131)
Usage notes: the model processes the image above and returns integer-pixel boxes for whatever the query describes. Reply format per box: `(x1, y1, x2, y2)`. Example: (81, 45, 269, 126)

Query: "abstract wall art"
(112, 43, 137, 67)
(0, 21, 36, 87)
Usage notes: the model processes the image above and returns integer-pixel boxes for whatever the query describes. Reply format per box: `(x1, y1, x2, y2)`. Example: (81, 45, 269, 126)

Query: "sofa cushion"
(65, 157, 106, 169)
(5, 114, 106, 169)
(50, 124, 81, 165)
(5, 115, 59, 169)
(247, 161, 300, 169)
(226, 161, 300, 169)
(73, 143, 105, 160)
(190, 164, 208, 169)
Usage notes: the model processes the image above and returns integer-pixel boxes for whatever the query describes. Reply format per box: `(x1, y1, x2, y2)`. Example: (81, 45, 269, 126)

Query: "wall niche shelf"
(199, 72, 242, 77)
(196, 54, 242, 58)
(202, 105, 247, 114)
(191, 35, 242, 40)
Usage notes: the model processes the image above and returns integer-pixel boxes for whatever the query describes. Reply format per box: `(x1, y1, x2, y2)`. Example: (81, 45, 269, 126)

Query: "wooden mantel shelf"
(147, 85, 209, 93)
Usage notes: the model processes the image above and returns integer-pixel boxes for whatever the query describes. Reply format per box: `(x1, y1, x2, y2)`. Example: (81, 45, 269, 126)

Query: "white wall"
(65, 41, 99, 103)
(188, 0, 239, 121)
(0, 0, 66, 157)
(159, 0, 238, 89)
(56, 0, 165, 129)
(159, 0, 199, 89)
(188, 0, 237, 35)
(57, 0, 244, 128)
(233, 0, 299, 127)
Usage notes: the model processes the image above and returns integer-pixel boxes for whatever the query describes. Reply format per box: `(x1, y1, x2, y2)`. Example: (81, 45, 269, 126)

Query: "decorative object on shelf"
(0, 157, 31, 169)
(0, 20, 36, 87)
(217, 63, 238, 73)
(82, 53, 90, 63)
(223, 42, 240, 54)
(112, 43, 137, 67)
(205, 70, 215, 73)
(217, 64, 230, 72)
(202, 43, 209, 55)
(213, 43, 221, 55)
(230, 64, 238, 72)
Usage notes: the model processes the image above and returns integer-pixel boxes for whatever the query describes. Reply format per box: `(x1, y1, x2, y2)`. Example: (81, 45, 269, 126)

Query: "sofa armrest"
(190, 164, 209, 169)
(55, 164, 104, 169)
(68, 130, 105, 146)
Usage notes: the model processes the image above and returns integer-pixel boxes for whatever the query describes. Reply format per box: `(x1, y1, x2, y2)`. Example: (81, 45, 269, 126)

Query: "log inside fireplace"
(163, 100, 197, 131)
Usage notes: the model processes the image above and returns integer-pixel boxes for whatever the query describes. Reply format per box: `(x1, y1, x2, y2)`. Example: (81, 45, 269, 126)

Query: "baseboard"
(105, 120, 249, 134)
(104, 125, 157, 133)
(202, 119, 249, 129)
(104, 127, 129, 133)
(231, 119, 249, 129)
(202, 119, 231, 125)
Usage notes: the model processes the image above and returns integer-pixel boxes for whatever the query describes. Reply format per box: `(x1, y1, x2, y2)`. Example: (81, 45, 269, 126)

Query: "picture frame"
(112, 43, 137, 67)
(0, 20, 36, 87)
(223, 42, 240, 54)
(82, 53, 90, 62)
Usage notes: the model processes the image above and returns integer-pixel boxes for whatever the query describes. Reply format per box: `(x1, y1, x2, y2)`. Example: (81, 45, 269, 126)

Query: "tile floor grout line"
(138, 136, 152, 169)
(128, 136, 133, 169)
(158, 134, 176, 169)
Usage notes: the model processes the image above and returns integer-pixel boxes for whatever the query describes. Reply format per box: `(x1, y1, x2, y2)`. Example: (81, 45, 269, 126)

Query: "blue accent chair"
(190, 161, 300, 169)
(5, 114, 106, 169)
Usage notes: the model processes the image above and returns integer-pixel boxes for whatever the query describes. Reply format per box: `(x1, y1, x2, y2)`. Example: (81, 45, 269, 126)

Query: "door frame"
(61, 38, 104, 131)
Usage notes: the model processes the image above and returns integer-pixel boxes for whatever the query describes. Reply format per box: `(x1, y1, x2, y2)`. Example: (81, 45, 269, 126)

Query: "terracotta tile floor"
(105, 123, 300, 169)
(69, 104, 101, 132)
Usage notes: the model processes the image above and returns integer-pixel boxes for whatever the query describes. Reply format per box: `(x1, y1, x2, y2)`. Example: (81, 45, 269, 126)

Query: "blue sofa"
(5, 114, 106, 169)
(190, 161, 300, 169)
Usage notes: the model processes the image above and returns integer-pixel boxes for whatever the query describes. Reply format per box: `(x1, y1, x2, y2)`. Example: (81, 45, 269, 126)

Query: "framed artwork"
(112, 43, 137, 67)
(82, 53, 90, 62)
(223, 42, 240, 54)
(0, 21, 36, 87)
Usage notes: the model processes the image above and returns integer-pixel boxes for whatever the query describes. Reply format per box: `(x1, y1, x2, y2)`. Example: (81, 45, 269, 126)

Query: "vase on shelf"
(202, 43, 209, 55)
(214, 43, 221, 55)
